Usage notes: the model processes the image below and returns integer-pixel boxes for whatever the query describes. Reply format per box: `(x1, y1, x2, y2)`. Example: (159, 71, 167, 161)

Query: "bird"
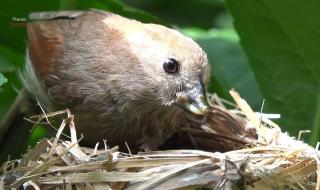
(23, 10, 211, 151)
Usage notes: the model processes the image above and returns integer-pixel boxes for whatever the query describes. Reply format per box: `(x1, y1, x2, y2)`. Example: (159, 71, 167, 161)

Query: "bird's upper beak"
(176, 81, 209, 115)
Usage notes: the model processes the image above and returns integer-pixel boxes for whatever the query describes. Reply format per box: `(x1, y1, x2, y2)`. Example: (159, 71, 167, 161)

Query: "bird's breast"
(73, 101, 186, 151)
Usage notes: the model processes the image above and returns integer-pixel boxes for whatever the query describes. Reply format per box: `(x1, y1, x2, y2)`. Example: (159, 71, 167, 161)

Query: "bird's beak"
(176, 83, 209, 115)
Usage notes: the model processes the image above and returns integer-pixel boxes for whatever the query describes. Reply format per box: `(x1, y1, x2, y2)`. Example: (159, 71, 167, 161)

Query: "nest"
(1, 90, 319, 190)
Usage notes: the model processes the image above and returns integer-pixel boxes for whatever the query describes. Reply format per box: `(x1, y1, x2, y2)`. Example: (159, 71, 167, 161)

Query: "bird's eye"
(163, 58, 179, 74)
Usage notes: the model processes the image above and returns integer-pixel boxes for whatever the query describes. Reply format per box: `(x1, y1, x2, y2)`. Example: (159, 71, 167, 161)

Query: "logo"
(9, 17, 27, 28)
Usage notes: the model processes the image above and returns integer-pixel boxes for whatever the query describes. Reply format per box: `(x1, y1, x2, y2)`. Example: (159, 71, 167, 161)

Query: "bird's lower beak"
(176, 85, 209, 115)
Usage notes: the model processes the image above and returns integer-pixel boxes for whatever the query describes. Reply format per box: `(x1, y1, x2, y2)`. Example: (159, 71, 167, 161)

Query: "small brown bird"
(24, 10, 211, 151)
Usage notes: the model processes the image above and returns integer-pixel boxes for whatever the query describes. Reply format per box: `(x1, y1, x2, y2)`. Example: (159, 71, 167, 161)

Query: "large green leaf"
(225, 0, 320, 143)
(123, 0, 225, 28)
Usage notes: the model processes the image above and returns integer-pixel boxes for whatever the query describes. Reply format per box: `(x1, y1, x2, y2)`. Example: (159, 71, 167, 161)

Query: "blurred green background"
(0, 0, 319, 162)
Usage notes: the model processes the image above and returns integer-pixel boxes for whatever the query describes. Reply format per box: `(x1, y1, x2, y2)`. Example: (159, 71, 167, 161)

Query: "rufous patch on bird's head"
(102, 14, 211, 115)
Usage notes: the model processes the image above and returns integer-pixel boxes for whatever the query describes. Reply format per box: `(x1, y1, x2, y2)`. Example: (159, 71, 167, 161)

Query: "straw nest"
(1, 90, 319, 190)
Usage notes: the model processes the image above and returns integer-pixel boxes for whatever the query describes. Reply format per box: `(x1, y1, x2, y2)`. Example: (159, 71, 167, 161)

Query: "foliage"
(225, 0, 320, 144)
(123, 0, 226, 28)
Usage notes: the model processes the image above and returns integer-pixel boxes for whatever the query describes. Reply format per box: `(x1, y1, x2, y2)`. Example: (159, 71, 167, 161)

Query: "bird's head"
(104, 16, 211, 115)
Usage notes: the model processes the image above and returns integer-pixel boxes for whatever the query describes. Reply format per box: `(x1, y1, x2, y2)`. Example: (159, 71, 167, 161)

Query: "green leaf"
(182, 28, 263, 109)
(27, 125, 51, 147)
(123, 0, 226, 28)
(0, 73, 7, 86)
(225, 0, 320, 143)
(0, 44, 24, 127)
